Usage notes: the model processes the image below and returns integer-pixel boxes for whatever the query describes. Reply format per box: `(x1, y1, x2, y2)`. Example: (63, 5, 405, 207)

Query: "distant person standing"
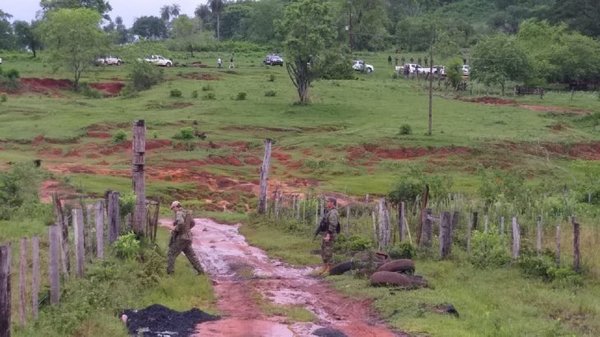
(315, 197, 339, 275)
(229, 54, 235, 69)
(166, 201, 204, 275)
(217, 57, 222, 68)
(388, 55, 392, 65)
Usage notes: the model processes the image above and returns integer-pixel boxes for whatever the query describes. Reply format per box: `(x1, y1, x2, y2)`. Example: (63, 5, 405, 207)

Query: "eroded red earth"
(159, 218, 405, 337)
(1, 78, 124, 96)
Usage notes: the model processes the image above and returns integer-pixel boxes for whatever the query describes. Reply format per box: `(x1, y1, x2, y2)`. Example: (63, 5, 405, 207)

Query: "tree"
(13, 21, 42, 57)
(342, 0, 390, 51)
(209, 0, 224, 41)
(219, 2, 252, 40)
(40, 0, 112, 19)
(131, 16, 167, 40)
(38, 8, 108, 89)
(160, 4, 181, 23)
(278, 0, 336, 104)
(0, 10, 15, 50)
(170, 15, 201, 57)
(547, 0, 600, 38)
(247, 0, 283, 44)
(194, 4, 213, 30)
(471, 34, 529, 95)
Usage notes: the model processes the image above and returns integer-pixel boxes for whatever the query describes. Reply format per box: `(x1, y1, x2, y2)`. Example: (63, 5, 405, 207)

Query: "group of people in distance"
(166, 197, 340, 276)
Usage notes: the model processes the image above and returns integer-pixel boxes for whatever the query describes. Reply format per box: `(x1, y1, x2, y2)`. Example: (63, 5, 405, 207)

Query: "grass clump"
(203, 92, 216, 100)
(399, 123, 412, 135)
(264, 90, 277, 97)
(173, 127, 194, 140)
(235, 92, 247, 101)
(201, 84, 213, 91)
(191, 90, 198, 98)
(112, 130, 127, 143)
(170, 89, 183, 98)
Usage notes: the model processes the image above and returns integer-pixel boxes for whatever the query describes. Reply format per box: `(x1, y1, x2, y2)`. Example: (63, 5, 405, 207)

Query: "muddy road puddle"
(178, 218, 403, 337)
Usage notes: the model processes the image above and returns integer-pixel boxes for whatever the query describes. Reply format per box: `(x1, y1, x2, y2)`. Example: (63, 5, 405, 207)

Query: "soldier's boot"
(318, 263, 331, 275)
(166, 242, 182, 275)
(183, 245, 204, 275)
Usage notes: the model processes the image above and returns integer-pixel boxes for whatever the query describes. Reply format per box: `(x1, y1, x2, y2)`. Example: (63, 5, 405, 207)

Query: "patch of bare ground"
(180, 72, 221, 80)
(160, 218, 406, 337)
(347, 144, 470, 162)
(462, 96, 592, 115)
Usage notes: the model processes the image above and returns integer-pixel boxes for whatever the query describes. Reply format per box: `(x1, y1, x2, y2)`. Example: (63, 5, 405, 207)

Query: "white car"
(352, 60, 374, 73)
(462, 65, 470, 76)
(396, 63, 421, 74)
(142, 55, 173, 67)
(96, 55, 123, 65)
(0, 57, 2, 64)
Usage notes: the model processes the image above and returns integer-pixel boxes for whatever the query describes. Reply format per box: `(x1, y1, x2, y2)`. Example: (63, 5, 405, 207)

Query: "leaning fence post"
(257, 138, 272, 214)
(572, 216, 580, 272)
(95, 200, 105, 259)
(31, 237, 40, 320)
(19, 238, 27, 327)
(49, 225, 61, 305)
(73, 209, 85, 277)
(52, 193, 70, 276)
(440, 211, 453, 259)
(0, 245, 11, 337)
(512, 217, 521, 259)
(108, 191, 120, 244)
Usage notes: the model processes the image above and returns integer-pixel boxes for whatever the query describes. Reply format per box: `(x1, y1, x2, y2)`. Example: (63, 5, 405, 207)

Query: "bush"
(112, 232, 141, 259)
(173, 127, 194, 140)
(191, 90, 198, 98)
(128, 61, 163, 91)
(112, 130, 127, 143)
(118, 192, 136, 218)
(0, 162, 46, 220)
(235, 92, 247, 100)
(388, 242, 416, 259)
(518, 251, 583, 286)
(264, 90, 277, 97)
(170, 89, 183, 97)
(80, 83, 103, 99)
(203, 92, 216, 100)
(0, 94, 6, 102)
(201, 84, 213, 91)
(335, 235, 372, 254)
(399, 124, 412, 135)
(469, 230, 511, 268)
(0, 67, 20, 90)
(267, 74, 276, 82)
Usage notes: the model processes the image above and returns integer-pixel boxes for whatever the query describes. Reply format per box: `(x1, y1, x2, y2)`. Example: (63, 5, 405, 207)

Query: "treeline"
(1, 0, 599, 52)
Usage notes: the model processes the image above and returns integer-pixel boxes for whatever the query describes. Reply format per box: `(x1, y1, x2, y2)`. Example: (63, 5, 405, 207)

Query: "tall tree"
(247, 0, 283, 43)
(547, 0, 600, 38)
(342, 0, 389, 51)
(13, 21, 42, 57)
(0, 10, 15, 50)
(209, 0, 224, 41)
(278, 0, 336, 104)
(40, 0, 112, 19)
(131, 16, 167, 40)
(170, 15, 201, 57)
(38, 8, 108, 89)
(195, 4, 213, 30)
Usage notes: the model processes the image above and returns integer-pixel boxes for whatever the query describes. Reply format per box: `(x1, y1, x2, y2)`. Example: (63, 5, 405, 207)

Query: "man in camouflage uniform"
(167, 201, 204, 275)
(318, 197, 339, 275)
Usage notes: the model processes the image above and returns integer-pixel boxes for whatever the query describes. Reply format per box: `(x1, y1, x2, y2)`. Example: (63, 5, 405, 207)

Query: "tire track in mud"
(185, 218, 404, 337)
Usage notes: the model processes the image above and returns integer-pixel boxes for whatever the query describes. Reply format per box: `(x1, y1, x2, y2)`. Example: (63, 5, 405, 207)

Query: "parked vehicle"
(140, 55, 173, 67)
(395, 63, 421, 74)
(96, 55, 123, 66)
(462, 64, 470, 76)
(0, 57, 2, 64)
(263, 54, 284, 66)
(352, 60, 374, 73)
(420, 65, 446, 76)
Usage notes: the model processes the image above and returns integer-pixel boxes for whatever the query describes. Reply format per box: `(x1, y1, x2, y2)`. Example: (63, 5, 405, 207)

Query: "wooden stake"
(73, 209, 85, 277)
(0, 245, 10, 337)
(572, 217, 581, 272)
(49, 226, 61, 305)
(132, 120, 146, 236)
(555, 223, 561, 266)
(440, 211, 452, 258)
(257, 138, 272, 214)
(95, 200, 105, 259)
(31, 237, 40, 320)
(512, 217, 521, 259)
(19, 238, 27, 326)
(108, 191, 120, 244)
(52, 193, 69, 276)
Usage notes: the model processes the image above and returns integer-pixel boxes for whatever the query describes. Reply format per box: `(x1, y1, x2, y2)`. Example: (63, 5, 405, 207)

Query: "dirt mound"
(89, 82, 125, 96)
(180, 72, 221, 80)
(17, 78, 72, 95)
(123, 304, 219, 337)
(466, 96, 517, 105)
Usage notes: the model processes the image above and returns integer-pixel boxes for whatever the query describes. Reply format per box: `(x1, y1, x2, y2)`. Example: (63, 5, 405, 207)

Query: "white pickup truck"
(141, 55, 173, 67)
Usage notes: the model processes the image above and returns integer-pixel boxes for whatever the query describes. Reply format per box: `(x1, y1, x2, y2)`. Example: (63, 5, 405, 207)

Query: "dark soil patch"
(465, 96, 517, 105)
(122, 304, 219, 337)
(180, 72, 220, 80)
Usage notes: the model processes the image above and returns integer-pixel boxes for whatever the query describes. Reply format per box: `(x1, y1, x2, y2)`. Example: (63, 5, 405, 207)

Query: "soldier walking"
(167, 201, 204, 275)
(316, 197, 339, 275)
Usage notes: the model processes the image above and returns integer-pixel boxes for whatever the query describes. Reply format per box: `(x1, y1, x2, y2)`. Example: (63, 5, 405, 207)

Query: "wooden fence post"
(536, 215, 542, 255)
(108, 191, 120, 244)
(95, 200, 105, 259)
(132, 120, 146, 236)
(49, 225, 61, 305)
(372, 209, 378, 248)
(440, 211, 453, 259)
(399, 202, 406, 242)
(0, 245, 10, 337)
(500, 216, 505, 235)
(555, 223, 561, 266)
(467, 212, 473, 254)
(258, 138, 272, 214)
(512, 217, 521, 259)
(484, 214, 489, 233)
(420, 208, 433, 248)
(73, 209, 85, 277)
(345, 204, 350, 235)
(31, 237, 40, 320)
(572, 217, 580, 272)
(451, 211, 459, 240)
(377, 199, 391, 249)
(86, 204, 95, 261)
(52, 193, 69, 276)
(19, 238, 27, 326)
(472, 211, 478, 231)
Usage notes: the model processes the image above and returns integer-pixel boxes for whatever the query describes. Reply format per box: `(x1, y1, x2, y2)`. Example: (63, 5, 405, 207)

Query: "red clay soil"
(348, 144, 470, 161)
(89, 82, 125, 96)
(163, 218, 406, 337)
(463, 96, 592, 115)
(466, 96, 517, 105)
(2, 78, 124, 96)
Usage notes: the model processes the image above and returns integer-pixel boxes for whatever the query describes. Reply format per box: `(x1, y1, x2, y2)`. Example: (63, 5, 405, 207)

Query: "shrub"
(170, 89, 183, 97)
(201, 84, 213, 91)
(112, 232, 141, 259)
(118, 192, 136, 217)
(268, 74, 276, 82)
(0, 67, 20, 90)
(236, 92, 247, 100)
(469, 230, 511, 268)
(265, 90, 277, 97)
(173, 127, 195, 140)
(112, 130, 127, 143)
(128, 61, 163, 91)
(80, 83, 103, 99)
(203, 92, 216, 100)
(335, 235, 372, 254)
(0, 162, 45, 220)
(191, 90, 198, 98)
(399, 124, 412, 135)
(518, 251, 583, 286)
(0, 94, 6, 102)
(388, 242, 416, 259)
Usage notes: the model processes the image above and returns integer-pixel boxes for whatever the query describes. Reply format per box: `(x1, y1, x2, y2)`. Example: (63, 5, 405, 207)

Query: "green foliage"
(398, 124, 412, 135)
(112, 130, 127, 143)
(316, 48, 355, 80)
(470, 230, 511, 268)
(267, 74, 276, 82)
(0, 162, 45, 220)
(236, 92, 247, 100)
(128, 61, 164, 91)
(518, 251, 583, 287)
(170, 88, 183, 97)
(173, 127, 195, 140)
(191, 90, 199, 98)
(118, 192, 136, 217)
(203, 92, 216, 100)
(0, 66, 21, 90)
(80, 83, 102, 98)
(445, 57, 464, 90)
(264, 90, 277, 97)
(335, 234, 372, 254)
(0, 94, 6, 102)
(201, 84, 213, 91)
(112, 232, 141, 259)
(388, 177, 422, 205)
(388, 242, 416, 259)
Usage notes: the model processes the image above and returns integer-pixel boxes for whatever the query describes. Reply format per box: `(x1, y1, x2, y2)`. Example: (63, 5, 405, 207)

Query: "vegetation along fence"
(0, 191, 159, 337)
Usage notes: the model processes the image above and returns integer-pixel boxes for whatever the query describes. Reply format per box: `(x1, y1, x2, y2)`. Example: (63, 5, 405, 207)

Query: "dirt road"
(180, 218, 404, 337)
